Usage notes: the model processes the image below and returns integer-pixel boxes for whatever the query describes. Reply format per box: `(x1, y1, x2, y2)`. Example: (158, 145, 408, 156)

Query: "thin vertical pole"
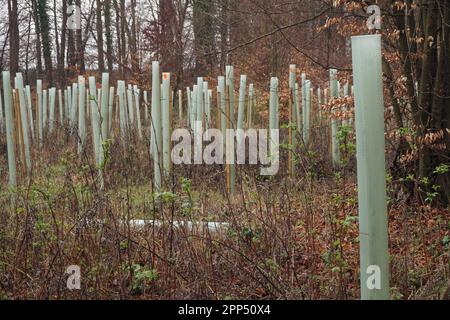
(352, 34, 389, 300)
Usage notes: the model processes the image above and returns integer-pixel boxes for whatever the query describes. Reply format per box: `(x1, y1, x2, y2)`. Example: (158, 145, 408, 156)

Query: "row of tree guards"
(1, 35, 388, 299)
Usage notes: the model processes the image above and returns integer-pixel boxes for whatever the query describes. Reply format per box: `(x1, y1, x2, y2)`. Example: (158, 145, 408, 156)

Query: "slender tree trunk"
(104, 0, 114, 71)
(96, 0, 105, 72)
(8, 0, 19, 75)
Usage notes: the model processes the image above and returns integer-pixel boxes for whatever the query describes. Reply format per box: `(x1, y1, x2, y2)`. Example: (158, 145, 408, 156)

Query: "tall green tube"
(237, 75, 247, 131)
(100, 73, 110, 145)
(225, 66, 235, 193)
(248, 84, 254, 128)
(49, 87, 56, 133)
(330, 69, 340, 166)
(2, 71, 17, 187)
(78, 76, 86, 154)
(58, 89, 63, 127)
(117, 81, 126, 138)
(88, 77, 101, 166)
(43, 89, 48, 131)
(352, 34, 389, 300)
(25, 85, 34, 141)
(37, 80, 43, 147)
(144, 90, 149, 124)
(162, 73, 171, 175)
(14, 73, 31, 174)
(126, 84, 134, 126)
(109, 87, 115, 135)
(304, 80, 311, 146)
(151, 61, 162, 191)
(0, 88, 3, 135)
(70, 83, 78, 129)
(134, 86, 142, 138)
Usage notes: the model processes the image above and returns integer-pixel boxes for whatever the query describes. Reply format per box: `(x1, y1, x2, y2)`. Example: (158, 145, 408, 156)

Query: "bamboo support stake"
(330, 69, 340, 167)
(14, 74, 31, 175)
(78, 76, 86, 155)
(162, 73, 171, 176)
(352, 34, 389, 300)
(151, 61, 162, 191)
(3, 72, 17, 187)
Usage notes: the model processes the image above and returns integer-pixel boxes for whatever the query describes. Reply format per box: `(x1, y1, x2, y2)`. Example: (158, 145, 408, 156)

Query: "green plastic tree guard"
(162, 73, 171, 175)
(2, 71, 17, 187)
(151, 61, 162, 191)
(14, 73, 31, 174)
(25, 85, 34, 140)
(329, 69, 340, 166)
(78, 76, 86, 154)
(37, 80, 43, 147)
(351, 34, 390, 300)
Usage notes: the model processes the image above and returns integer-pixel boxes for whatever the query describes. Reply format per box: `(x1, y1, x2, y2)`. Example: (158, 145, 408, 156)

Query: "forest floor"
(0, 126, 449, 300)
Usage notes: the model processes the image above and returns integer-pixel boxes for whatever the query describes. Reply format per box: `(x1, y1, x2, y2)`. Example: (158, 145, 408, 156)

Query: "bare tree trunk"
(58, 0, 68, 86)
(76, 0, 85, 73)
(104, 0, 114, 71)
(8, 0, 19, 75)
(96, 0, 105, 72)
(32, 0, 43, 78)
